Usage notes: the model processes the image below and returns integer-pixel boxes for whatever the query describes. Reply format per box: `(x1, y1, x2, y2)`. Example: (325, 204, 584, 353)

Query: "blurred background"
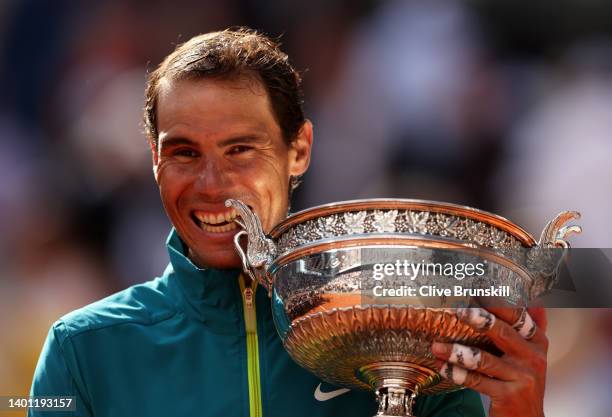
(0, 0, 611, 416)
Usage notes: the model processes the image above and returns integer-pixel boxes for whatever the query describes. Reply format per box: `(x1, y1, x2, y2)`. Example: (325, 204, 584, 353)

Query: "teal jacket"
(29, 229, 485, 417)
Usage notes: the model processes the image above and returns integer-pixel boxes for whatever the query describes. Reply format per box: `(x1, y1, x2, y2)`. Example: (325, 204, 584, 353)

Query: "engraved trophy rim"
(269, 198, 537, 247)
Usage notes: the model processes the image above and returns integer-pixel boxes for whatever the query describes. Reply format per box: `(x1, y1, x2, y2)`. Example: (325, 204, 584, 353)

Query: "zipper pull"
(244, 286, 253, 309)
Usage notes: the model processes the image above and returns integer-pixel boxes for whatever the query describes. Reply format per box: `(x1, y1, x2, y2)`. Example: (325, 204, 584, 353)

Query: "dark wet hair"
(144, 28, 305, 146)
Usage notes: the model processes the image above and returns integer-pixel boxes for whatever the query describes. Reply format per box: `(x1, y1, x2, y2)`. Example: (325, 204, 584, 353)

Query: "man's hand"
(431, 307, 548, 417)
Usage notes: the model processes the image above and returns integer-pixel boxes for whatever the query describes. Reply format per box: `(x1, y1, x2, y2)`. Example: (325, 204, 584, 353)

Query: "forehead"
(156, 76, 280, 138)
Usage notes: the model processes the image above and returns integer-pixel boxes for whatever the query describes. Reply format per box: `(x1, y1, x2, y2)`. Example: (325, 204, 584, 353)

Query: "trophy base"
(359, 362, 438, 417)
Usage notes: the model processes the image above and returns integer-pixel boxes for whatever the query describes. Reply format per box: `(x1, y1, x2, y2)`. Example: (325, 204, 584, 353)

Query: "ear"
(288, 119, 313, 177)
(149, 137, 160, 182)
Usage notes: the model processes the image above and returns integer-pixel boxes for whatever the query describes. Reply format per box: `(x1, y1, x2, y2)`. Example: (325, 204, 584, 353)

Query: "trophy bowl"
(225, 198, 581, 417)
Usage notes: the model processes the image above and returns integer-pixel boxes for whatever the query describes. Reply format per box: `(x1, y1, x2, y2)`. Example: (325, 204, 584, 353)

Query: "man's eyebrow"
(218, 135, 266, 147)
(158, 137, 197, 151)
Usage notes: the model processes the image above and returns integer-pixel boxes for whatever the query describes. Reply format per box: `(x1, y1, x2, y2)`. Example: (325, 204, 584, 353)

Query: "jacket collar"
(163, 228, 243, 325)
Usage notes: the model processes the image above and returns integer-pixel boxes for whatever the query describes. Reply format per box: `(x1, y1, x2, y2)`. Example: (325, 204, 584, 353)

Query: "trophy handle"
(225, 199, 276, 295)
(537, 211, 582, 248)
(527, 211, 582, 299)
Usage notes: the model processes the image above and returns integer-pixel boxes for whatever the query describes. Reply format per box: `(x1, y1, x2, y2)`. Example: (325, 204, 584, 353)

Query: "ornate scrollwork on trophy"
(526, 211, 583, 298)
(225, 199, 276, 291)
(276, 209, 524, 256)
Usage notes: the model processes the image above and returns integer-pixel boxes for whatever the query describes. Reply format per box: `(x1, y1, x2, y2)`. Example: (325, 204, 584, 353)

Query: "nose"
(193, 155, 233, 200)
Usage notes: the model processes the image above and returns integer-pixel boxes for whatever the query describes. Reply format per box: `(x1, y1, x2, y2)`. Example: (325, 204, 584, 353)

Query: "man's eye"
(228, 145, 253, 155)
(174, 149, 198, 158)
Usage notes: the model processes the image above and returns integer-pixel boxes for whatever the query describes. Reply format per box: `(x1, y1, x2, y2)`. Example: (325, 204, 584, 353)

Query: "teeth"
(193, 212, 207, 223)
(200, 222, 238, 233)
(193, 208, 239, 226)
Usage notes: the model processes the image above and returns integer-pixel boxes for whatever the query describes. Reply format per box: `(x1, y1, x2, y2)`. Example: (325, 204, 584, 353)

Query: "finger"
(481, 306, 525, 327)
(500, 307, 543, 346)
(472, 301, 547, 335)
(431, 342, 519, 381)
(525, 307, 549, 348)
(456, 307, 533, 356)
(473, 306, 544, 345)
(513, 309, 537, 340)
(472, 295, 525, 327)
(437, 362, 504, 398)
(456, 307, 497, 331)
(528, 307, 547, 332)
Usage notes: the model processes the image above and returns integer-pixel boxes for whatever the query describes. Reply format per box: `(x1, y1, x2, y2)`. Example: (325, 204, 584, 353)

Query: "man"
(30, 29, 548, 417)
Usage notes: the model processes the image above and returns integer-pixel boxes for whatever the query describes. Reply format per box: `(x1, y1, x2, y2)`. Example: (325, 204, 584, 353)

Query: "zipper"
(239, 274, 262, 417)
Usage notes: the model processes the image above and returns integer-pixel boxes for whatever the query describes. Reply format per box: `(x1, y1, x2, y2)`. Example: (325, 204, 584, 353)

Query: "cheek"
(231, 151, 290, 190)
(230, 154, 290, 222)
(156, 164, 191, 209)
(250, 156, 289, 196)
(256, 155, 291, 222)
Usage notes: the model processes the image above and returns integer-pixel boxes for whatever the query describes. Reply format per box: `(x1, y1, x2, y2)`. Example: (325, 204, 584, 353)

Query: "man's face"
(152, 77, 312, 269)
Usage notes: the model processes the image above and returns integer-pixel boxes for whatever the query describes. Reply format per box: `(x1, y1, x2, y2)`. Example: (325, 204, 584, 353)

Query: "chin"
(207, 259, 243, 270)
(191, 247, 243, 270)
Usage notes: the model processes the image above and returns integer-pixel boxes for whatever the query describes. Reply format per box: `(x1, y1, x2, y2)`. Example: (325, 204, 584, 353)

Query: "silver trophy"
(225, 198, 581, 417)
